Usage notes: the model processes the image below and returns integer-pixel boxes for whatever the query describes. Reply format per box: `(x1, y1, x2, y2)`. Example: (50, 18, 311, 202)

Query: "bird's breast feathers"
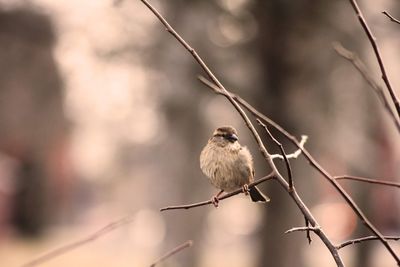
(200, 143, 253, 191)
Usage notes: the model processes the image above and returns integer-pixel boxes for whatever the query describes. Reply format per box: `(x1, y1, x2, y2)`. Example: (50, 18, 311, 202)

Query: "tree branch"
(150, 240, 193, 267)
(333, 42, 400, 133)
(160, 174, 275, 211)
(20, 216, 134, 267)
(347, 0, 400, 122)
(337, 236, 400, 250)
(334, 175, 400, 188)
(382, 11, 400, 25)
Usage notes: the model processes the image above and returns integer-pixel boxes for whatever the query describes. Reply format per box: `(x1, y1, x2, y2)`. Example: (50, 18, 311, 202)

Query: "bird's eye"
(224, 133, 238, 142)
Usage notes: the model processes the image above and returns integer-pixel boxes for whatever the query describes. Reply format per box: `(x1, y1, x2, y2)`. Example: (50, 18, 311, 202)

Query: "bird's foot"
(211, 196, 219, 208)
(242, 184, 250, 195)
(211, 190, 224, 208)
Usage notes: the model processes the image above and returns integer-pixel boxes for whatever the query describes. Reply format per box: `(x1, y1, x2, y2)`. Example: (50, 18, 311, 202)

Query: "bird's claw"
(211, 196, 219, 208)
(242, 184, 250, 195)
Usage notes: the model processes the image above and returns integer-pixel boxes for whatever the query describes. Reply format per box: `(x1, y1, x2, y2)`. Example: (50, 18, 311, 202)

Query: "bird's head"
(211, 126, 239, 144)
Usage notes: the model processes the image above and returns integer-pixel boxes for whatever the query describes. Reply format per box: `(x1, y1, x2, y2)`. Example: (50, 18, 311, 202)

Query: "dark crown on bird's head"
(212, 125, 238, 142)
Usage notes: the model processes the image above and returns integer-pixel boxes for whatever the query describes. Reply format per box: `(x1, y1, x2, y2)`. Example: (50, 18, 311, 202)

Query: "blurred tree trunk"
(252, 1, 340, 266)
(0, 8, 70, 236)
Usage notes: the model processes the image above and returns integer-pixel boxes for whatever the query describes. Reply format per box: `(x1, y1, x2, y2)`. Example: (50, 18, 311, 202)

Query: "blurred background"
(0, 0, 399, 266)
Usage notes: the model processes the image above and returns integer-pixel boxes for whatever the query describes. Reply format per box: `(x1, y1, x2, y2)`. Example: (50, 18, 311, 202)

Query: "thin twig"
(337, 236, 400, 250)
(335, 175, 400, 188)
(142, 1, 345, 265)
(271, 135, 308, 159)
(257, 119, 294, 190)
(20, 216, 134, 267)
(347, 0, 400, 123)
(198, 75, 398, 265)
(285, 226, 321, 234)
(382, 11, 400, 25)
(150, 240, 193, 267)
(333, 42, 400, 133)
(160, 173, 275, 211)
(271, 135, 308, 160)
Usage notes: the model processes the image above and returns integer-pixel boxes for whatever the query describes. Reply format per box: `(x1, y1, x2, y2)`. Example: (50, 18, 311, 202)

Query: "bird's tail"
(249, 186, 270, 203)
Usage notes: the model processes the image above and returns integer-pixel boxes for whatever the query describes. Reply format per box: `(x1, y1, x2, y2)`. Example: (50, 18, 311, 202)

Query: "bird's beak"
(226, 133, 238, 142)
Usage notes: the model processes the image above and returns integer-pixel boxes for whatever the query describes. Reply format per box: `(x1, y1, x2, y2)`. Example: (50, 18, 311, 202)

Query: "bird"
(200, 125, 270, 207)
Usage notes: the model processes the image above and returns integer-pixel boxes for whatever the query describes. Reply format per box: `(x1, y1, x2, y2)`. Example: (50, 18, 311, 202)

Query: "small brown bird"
(200, 126, 270, 207)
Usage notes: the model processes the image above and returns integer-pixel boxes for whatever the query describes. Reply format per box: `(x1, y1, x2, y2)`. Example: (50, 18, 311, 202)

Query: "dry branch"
(347, 0, 400, 122)
(337, 236, 400, 249)
(20, 216, 134, 267)
(333, 42, 400, 132)
(160, 174, 275, 211)
(285, 226, 321, 234)
(150, 240, 193, 267)
(383, 11, 400, 25)
(334, 175, 400, 188)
